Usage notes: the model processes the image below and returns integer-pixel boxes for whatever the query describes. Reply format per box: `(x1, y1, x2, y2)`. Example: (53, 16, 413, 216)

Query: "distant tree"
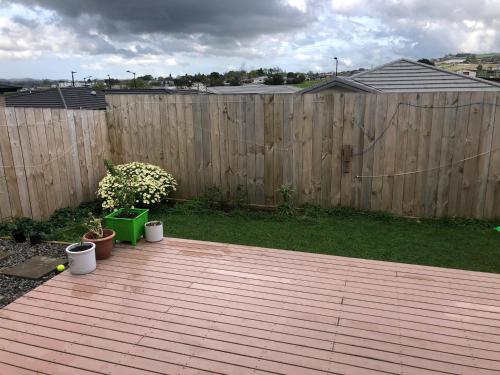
(287, 72, 297, 78)
(417, 58, 435, 66)
(174, 74, 193, 88)
(92, 81, 107, 90)
(137, 74, 153, 81)
(207, 72, 225, 87)
(264, 73, 284, 85)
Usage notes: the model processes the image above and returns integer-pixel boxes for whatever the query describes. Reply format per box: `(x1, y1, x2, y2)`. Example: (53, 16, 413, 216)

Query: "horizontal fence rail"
(1, 91, 500, 220)
(0, 107, 109, 220)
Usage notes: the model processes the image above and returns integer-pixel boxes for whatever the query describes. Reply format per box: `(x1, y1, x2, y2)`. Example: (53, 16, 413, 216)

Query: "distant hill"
(435, 53, 500, 64)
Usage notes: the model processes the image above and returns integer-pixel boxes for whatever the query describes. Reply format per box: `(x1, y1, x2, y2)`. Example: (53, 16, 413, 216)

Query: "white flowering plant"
(97, 161, 177, 211)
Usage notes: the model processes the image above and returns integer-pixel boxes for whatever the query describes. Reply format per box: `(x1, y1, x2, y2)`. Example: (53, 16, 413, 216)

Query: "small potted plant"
(66, 241, 96, 275)
(102, 162, 148, 245)
(29, 232, 43, 245)
(11, 228, 26, 243)
(145, 220, 163, 242)
(82, 216, 116, 260)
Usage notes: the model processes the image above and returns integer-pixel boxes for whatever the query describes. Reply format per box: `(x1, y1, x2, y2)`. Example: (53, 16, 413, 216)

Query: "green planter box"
(104, 208, 149, 246)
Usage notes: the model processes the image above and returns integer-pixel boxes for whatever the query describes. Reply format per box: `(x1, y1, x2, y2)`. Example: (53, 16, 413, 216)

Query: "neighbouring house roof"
(301, 58, 500, 94)
(0, 83, 22, 93)
(5, 87, 107, 109)
(208, 84, 300, 94)
(104, 88, 206, 95)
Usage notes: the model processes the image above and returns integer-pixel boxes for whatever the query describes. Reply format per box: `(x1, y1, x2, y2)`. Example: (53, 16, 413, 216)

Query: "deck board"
(1, 238, 500, 374)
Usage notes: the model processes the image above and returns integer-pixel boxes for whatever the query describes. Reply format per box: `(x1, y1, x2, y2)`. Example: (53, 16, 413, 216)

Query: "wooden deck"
(0, 238, 500, 374)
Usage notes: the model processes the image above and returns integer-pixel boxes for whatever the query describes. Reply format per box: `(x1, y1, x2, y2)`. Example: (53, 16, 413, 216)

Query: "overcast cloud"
(0, 0, 499, 79)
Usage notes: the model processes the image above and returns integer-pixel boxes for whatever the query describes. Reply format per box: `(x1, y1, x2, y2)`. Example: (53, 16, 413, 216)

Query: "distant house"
(5, 87, 107, 110)
(301, 58, 500, 94)
(458, 68, 477, 77)
(252, 76, 268, 84)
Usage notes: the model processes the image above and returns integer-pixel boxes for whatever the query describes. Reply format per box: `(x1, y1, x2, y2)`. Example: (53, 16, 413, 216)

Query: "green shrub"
(97, 162, 177, 211)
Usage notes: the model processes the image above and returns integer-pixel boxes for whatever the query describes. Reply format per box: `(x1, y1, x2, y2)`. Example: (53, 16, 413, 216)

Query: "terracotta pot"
(82, 229, 116, 260)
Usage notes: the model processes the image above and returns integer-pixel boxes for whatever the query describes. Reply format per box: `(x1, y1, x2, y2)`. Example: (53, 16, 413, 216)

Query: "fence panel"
(0, 107, 109, 220)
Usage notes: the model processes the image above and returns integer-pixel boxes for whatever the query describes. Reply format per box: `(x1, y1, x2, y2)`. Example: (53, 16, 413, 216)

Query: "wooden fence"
(0, 107, 109, 220)
(106, 91, 500, 219)
(2, 91, 500, 221)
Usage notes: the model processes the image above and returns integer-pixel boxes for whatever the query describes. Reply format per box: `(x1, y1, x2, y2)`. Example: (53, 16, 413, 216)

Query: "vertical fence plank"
(264, 95, 275, 205)
(330, 93, 344, 207)
(34, 108, 53, 215)
(0, 127, 11, 219)
(209, 95, 222, 192)
(184, 95, 197, 198)
(320, 94, 333, 206)
(311, 93, 323, 205)
(435, 92, 459, 217)
(391, 93, 409, 215)
(273, 95, 284, 203)
(360, 94, 377, 210)
(402, 93, 422, 216)
(254, 95, 265, 205)
(340, 94, 354, 207)
(414, 93, 434, 217)
(473, 92, 497, 218)
(245, 95, 256, 203)
(460, 91, 484, 217)
(301, 94, 313, 204)
(484, 92, 500, 219)
(291, 95, 303, 205)
(424, 92, 446, 217)
(370, 95, 388, 211)
(202, 94, 213, 192)
(351, 94, 366, 210)
(447, 92, 472, 217)
(380, 94, 399, 213)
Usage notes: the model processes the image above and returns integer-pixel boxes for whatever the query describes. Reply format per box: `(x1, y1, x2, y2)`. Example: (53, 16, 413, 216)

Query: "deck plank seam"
(44, 279, 500, 334)
(104, 254, 500, 298)
(27, 284, 500, 347)
(9, 300, 500, 367)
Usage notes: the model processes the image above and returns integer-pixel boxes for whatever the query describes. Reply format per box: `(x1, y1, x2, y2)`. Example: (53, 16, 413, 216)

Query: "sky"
(0, 0, 499, 80)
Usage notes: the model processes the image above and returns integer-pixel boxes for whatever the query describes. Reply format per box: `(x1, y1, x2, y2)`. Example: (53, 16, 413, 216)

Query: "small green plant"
(234, 185, 248, 210)
(205, 186, 231, 211)
(84, 215, 104, 239)
(277, 184, 295, 216)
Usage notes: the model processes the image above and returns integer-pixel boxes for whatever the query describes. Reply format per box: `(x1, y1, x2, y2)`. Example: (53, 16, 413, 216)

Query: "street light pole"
(126, 70, 137, 88)
(334, 57, 338, 76)
(71, 71, 77, 87)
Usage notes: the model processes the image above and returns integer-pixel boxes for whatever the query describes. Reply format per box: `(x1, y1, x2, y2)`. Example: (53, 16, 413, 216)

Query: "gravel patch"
(0, 239, 67, 308)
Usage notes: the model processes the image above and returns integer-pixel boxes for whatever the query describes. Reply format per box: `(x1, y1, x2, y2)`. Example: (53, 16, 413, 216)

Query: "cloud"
(0, 0, 499, 78)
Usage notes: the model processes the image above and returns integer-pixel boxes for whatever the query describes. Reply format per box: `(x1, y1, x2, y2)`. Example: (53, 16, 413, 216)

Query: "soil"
(146, 221, 162, 227)
(116, 211, 139, 219)
(69, 243, 93, 252)
(0, 239, 67, 308)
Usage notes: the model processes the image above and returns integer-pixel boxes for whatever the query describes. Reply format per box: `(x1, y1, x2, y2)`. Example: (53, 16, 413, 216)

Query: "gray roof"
(208, 84, 300, 94)
(0, 83, 22, 93)
(302, 58, 500, 94)
(6, 87, 106, 109)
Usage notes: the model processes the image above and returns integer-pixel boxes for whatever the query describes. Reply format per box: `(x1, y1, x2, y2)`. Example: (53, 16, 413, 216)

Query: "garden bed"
(0, 239, 66, 308)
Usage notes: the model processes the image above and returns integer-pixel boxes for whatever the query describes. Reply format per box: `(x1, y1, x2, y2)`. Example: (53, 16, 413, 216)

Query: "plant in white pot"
(145, 221, 163, 242)
(66, 241, 96, 275)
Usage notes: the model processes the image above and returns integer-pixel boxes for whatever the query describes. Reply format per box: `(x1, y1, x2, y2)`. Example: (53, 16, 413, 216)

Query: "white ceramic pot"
(145, 221, 163, 242)
(66, 242, 97, 275)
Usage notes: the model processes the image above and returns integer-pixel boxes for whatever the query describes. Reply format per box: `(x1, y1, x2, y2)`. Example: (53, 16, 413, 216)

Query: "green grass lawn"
(3, 202, 500, 274)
